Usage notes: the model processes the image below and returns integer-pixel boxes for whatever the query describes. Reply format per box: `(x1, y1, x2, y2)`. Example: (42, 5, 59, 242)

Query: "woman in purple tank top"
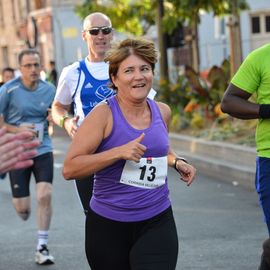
(63, 37, 196, 270)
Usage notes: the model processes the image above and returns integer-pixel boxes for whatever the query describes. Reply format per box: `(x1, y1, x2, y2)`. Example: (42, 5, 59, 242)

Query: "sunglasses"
(21, 63, 40, 69)
(85, 26, 113, 36)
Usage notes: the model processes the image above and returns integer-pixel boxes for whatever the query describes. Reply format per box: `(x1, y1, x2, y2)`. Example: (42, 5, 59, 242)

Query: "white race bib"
(20, 122, 44, 142)
(120, 156, 168, 189)
(34, 123, 44, 142)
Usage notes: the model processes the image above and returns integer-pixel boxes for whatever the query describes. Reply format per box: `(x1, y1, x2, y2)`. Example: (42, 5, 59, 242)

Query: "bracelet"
(259, 104, 270, 119)
(59, 114, 70, 128)
(173, 157, 188, 171)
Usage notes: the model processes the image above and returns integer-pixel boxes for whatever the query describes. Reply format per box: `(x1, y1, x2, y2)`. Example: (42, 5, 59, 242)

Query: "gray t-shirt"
(0, 77, 55, 156)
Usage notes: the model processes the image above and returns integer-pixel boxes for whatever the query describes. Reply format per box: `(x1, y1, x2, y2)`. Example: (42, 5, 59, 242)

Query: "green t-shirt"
(231, 43, 270, 157)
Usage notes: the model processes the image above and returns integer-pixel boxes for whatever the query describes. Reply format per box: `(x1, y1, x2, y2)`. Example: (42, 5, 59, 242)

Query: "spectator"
(47, 60, 58, 86)
(0, 67, 15, 86)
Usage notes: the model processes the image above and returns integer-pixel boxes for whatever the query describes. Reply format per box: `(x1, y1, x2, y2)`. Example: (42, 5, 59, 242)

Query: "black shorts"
(9, 152, 54, 198)
(85, 206, 178, 270)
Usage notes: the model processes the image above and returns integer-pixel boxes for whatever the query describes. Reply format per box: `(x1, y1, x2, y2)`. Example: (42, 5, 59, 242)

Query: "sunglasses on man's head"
(86, 26, 113, 36)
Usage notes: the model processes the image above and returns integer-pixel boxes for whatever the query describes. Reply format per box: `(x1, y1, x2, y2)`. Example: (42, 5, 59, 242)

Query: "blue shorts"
(9, 152, 54, 198)
(255, 156, 270, 225)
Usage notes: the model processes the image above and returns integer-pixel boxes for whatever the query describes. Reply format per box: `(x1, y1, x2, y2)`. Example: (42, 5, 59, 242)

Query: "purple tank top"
(90, 96, 171, 222)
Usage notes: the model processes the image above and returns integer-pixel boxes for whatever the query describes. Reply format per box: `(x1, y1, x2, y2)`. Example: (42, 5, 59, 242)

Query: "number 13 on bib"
(120, 156, 168, 189)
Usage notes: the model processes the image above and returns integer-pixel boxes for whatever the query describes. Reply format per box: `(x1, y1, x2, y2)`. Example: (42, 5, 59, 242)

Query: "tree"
(75, 0, 170, 79)
(75, 0, 156, 36)
(75, 0, 249, 78)
(227, 0, 248, 76)
(157, 0, 169, 82)
(163, 0, 248, 73)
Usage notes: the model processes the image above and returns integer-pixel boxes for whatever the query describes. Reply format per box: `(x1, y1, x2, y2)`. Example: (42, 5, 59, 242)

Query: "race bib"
(34, 123, 44, 142)
(20, 122, 44, 142)
(120, 156, 168, 189)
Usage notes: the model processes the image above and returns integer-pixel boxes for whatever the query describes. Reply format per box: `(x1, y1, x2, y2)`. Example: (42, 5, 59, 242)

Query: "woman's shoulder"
(83, 100, 113, 136)
(155, 101, 171, 124)
(156, 101, 171, 112)
(89, 99, 112, 117)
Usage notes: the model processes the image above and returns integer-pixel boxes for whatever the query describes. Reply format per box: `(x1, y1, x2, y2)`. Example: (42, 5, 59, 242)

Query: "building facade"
(1, 0, 269, 77)
(198, 0, 270, 71)
(0, 0, 85, 75)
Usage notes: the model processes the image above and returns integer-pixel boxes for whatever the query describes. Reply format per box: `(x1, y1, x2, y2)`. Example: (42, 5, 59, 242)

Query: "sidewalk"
(170, 133, 257, 190)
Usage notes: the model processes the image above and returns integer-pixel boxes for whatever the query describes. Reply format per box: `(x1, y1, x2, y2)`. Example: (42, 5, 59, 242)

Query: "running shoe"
(35, 244, 54, 265)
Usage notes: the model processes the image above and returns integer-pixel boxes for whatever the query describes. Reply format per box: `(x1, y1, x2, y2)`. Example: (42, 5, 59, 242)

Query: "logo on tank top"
(90, 101, 99, 107)
(95, 85, 113, 100)
(85, 82, 93, 88)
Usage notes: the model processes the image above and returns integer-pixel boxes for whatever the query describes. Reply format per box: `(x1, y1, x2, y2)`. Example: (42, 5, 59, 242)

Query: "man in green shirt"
(221, 43, 270, 270)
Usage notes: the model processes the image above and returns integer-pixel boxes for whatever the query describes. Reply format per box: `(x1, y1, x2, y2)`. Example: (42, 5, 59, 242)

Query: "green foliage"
(190, 112, 205, 129)
(163, 0, 249, 28)
(157, 76, 190, 109)
(170, 113, 182, 132)
(160, 58, 256, 145)
(75, 0, 156, 35)
(157, 59, 231, 130)
(76, 0, 248, 36)
(207, 61, 229, 106)
(75, 0, 252, 143)
(196, 118, 256, 146)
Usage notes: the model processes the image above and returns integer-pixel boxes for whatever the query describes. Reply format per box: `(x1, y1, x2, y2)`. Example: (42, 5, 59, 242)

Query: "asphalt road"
(0, 133, 267, 270)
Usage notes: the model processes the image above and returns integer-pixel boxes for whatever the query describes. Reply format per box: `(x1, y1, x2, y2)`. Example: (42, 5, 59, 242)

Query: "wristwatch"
(59, 114, 69, 128)
(173, 157, 188, 171)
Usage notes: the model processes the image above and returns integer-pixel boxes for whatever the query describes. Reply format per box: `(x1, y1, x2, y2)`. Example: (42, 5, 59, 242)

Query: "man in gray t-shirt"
(0, 49, 55, 265)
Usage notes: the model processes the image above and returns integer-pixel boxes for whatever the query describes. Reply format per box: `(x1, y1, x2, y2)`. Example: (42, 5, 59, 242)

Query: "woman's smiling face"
(112, 54, 153, 100)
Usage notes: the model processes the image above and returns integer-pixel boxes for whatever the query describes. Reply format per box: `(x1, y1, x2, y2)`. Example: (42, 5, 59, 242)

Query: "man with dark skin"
(221, 43, 270, 270)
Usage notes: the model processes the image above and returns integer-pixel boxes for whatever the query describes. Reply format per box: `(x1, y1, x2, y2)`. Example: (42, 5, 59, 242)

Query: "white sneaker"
(35, 244, 54, 265)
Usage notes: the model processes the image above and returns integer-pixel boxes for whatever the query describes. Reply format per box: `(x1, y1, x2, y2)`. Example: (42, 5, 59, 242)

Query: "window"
(214, 17, 227, 39)
(11, 0, 16, 22)
(252, 16, 260, 33)
(265, 16, 270, 32)
(0, 1, 4, 26)
(220, 18, 226, 36)
(2, 46, 9, 66)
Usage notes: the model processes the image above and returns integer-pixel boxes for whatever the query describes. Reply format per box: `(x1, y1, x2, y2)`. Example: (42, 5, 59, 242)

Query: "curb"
(169, 133, 257, 190)
(52, 128, 257, 190)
